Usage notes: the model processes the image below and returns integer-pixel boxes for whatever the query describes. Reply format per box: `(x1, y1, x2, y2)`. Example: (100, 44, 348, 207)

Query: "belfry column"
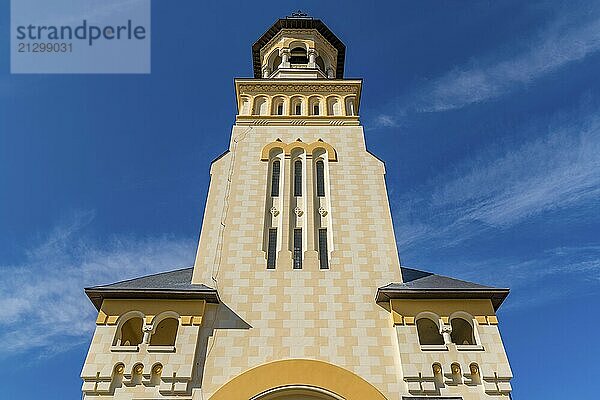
(280, 48, 290, 69)
(307, 48, 317, 68)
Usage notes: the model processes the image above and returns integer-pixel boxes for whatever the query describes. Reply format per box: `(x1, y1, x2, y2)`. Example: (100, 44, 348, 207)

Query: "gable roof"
(85, 267, 219, 310)
(377, 267, 509, 310)
(252, 17, 346, 79)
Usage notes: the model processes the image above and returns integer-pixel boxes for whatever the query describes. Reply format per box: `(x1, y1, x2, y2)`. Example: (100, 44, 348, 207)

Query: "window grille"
(293, 228, 302, 269)
(267, 228, 277, 269)
(318, 228, 329, 269)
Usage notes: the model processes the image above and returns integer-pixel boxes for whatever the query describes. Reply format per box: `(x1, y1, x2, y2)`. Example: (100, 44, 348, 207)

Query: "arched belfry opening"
(290, 47, 308, 65)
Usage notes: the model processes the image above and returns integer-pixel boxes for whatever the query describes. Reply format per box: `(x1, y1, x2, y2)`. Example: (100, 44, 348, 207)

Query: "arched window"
(272, 97, 285, 115)
(240, 97, 251, 115)
(290, 47, 308, 64)
(149, 317, 178, 346)
(118, 316, 143, 346)
(272, 55, 282, 72)
(291, 97, 303, 116)
(271, 160, 280, 197)
(345, 97, 356, 116)
(253, 97, 268, 115)
(451, 318, 475, 345)
(309, 97, 321, 116)
(294, 160, 302, 197)
(327, 97, 341, 116)
(416, 318, 444, 345)
(316, 160, 325, 197)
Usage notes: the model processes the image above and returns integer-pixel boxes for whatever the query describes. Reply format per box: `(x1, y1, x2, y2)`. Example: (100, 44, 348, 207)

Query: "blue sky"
(1, 1, 599, 398)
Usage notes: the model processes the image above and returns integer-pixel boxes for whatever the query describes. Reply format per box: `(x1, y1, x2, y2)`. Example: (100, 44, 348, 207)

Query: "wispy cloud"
(373, 6, 600, 125)
(0, 211, 194, 358)
(394, 109, 600, 250)
(422, 15, 600, 112)
(441, 245, 600, 310)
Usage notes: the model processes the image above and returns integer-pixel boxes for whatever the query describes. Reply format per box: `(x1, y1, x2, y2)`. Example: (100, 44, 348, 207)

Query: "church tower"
(81, 13, 514, 400)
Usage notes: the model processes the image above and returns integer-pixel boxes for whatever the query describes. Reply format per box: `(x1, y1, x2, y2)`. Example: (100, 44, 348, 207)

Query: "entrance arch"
(252, 385, 343, 400)
(209, 359, 388, 400)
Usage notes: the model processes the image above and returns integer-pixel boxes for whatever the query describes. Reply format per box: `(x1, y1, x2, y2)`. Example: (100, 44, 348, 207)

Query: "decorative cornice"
(238, 82, 360, 95)
(235, 116, 360, 127)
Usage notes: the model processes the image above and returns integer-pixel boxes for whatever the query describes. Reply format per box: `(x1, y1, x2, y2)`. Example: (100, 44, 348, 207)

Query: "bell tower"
(81, 12, 514, 400)
(254, 11, 345, 80)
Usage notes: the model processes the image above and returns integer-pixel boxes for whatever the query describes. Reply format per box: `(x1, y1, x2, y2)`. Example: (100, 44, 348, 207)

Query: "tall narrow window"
(313, 105, 320, 115)
(293, 228, 302, 269)
(271, 160, 280, 197)
(316, 160, 325, 197)
(267, 228, 277, 269)
(318, 228, 329, 269)
(295, 104, 302, 115)
(294, 160, 302, 196)
(277, 104, 283, 115)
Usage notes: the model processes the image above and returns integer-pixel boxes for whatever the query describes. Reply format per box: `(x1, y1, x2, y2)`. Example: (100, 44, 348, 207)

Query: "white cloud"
(373, 7, 600, 123)
(419, 14, 600, 112)
(432, 114, 600, 226)
(394, 110, 600, 250)
(373, 114, 399, 128)
(0, 211, 195, 358)
(449, 246, 600, 309)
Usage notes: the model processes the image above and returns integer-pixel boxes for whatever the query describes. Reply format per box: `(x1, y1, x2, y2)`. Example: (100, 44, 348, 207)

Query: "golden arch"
(208, 359, 388, 400)
(261, 140, 337, 161)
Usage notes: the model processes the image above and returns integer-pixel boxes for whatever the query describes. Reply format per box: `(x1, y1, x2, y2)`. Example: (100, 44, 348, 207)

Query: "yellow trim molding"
(389, 299, 498, 326)
(261, 140, 337, 161)
(209, 359, 388, 400)
(96, 299, 206, 326)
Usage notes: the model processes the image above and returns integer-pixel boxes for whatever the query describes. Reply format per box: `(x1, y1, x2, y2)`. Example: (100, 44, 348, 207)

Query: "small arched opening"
(327, 97, 342, 116)
(316, 56, 325, 72)
(149, 317, 179, 346)
(267, 49, 282, 74)
(416, 317, 444, 345)
(451, 317, 475, 345)
(291, 97, 303, 116)
(116, 316, 143, 346)
(239, 96, 252, 115)
(272, 96, 286, 115)
(345, 97, 356, 116)
(253, 97, 269, 116)
(309, 96, 322, 116)
(290, 47, 308, 65)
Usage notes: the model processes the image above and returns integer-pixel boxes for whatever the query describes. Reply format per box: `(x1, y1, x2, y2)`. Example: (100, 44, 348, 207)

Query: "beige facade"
(81, 15, 513, 400)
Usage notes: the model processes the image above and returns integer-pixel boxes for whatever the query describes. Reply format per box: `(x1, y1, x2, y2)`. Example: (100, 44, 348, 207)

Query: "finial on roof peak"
(287, 10, 312, 20)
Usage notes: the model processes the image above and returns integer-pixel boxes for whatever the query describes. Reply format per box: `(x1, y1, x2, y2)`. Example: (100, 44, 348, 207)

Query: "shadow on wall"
(191, 302, 252, 393)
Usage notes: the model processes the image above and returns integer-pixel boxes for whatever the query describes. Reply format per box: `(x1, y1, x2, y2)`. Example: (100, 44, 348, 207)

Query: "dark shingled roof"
(377, 267, 509, 310)
(252, 17, 346, 79)
(85, 267, 219, 310)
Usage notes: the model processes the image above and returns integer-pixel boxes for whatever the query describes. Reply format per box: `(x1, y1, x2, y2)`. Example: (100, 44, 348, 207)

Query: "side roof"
(377, 267, 509, 310)
(252, 17, 346, 79)
(85, 267, 219, 310)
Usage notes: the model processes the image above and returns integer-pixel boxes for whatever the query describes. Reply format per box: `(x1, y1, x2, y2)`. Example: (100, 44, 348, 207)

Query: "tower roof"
(84, 267, 219, 310)
(377, 267, 510, 310)
(252, 14, 346, 79)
